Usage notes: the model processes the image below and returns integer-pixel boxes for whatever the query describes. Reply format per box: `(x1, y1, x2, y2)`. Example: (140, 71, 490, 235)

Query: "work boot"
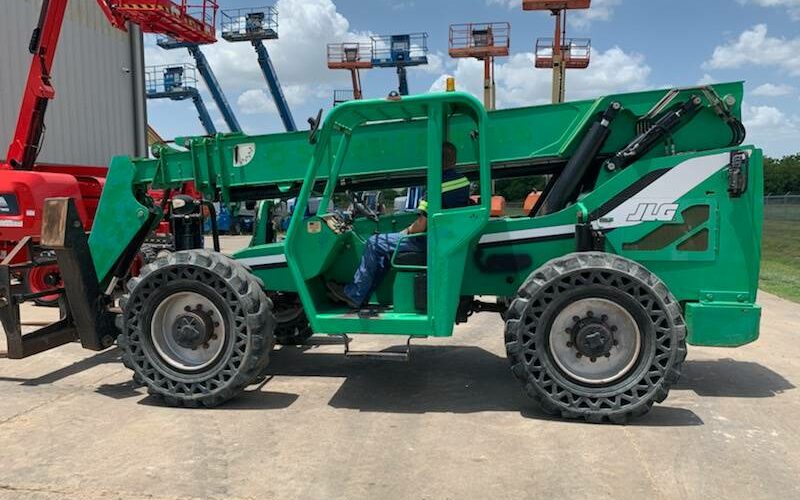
(326, 282, 361, 309)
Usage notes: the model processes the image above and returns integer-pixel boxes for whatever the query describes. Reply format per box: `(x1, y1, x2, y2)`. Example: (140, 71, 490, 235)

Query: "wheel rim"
(548, 298, 641, 385)
(150, 291, 226, 372)
(27, 265, 62, 303)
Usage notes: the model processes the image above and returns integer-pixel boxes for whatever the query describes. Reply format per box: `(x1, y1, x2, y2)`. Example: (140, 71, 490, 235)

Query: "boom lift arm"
(3, 0, 219, 171)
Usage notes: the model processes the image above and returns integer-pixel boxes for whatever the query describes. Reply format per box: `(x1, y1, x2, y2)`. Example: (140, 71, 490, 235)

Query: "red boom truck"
(0, 1, 219, 305)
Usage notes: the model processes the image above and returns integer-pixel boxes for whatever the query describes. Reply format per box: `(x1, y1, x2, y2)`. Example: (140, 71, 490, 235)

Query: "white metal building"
(0, 0, 147, 167)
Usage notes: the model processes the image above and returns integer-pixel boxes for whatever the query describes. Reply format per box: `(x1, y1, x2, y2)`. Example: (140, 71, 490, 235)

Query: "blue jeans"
(344, 232, 425, 306)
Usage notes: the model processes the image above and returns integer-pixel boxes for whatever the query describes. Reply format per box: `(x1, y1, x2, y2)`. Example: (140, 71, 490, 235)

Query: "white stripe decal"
(479, 224, 576, 245)
(478, 152, 730, 245)
(237, 254, 287, 267)
(597, 152, 729, 230)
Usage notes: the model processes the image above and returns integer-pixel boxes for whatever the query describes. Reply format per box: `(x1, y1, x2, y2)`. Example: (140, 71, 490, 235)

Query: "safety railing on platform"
(220, 6, 278, 41)
(327, 43, 374, 69)
(534, 38, 591, 68)
(449, 22, 510, 58)
(145, 64, 199, 95)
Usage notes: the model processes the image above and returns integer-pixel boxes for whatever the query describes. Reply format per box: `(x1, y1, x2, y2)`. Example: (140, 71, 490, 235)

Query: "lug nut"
(572, 316, 580, 323)
(184, 306, 191, 312)
(613, 340, 619, 346)
(576, 353, 583, 358)
(590, 357, 596, 363)
(601, 314, 608, 321)
(587, 311, 594, 318)
(605, 353, 611, 358)
(566, 341, 573, 348)
(202, 343, 210, 349)
(211, 334, 218, 340)
(610, 325, 618, 332)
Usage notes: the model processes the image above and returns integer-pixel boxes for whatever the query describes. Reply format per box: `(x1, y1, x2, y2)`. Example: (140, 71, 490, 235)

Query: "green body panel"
(87, 83, 762, 347)
(88, 156, 155, 283)
(685, 302, 761, 346)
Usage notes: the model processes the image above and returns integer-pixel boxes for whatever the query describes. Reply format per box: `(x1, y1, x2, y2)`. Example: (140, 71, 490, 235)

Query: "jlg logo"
(626, 203, 679, 222)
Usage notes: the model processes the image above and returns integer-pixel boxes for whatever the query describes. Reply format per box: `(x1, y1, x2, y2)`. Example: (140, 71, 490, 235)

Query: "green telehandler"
(0, 83, 762, 423)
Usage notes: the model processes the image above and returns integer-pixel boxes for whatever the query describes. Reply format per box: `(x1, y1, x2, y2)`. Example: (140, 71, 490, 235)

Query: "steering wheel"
(347, 190, 379, 222)
(307, 108, 323, 145)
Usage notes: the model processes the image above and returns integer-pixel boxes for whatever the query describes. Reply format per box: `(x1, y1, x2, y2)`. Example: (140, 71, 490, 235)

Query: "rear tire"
(504, 252, 687, 423)
(118, 250, 275, 408)
(270, 293, 313, 346)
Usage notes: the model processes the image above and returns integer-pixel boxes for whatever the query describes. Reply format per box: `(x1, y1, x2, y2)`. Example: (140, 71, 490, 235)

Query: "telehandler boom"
(1, 83, 762, 422)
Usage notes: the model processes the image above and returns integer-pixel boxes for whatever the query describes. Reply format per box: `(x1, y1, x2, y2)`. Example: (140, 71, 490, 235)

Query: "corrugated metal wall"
(0, 0, 143, 167)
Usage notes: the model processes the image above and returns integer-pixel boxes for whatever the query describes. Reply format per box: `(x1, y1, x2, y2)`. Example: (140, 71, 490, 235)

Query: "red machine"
(0, 0, 218, 305)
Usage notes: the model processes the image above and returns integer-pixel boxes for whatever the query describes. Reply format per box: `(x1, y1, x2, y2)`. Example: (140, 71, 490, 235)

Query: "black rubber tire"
(504, 252, 687, 424)
(270, 293, 313, 346)
(117, 250, 275, 408)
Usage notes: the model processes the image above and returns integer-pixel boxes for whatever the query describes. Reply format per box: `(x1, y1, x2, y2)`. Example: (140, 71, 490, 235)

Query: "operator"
(327, 142, 471, 308)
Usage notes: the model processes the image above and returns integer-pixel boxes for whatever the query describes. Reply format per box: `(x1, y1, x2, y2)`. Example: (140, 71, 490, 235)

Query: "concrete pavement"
(0, 265, 798, 498)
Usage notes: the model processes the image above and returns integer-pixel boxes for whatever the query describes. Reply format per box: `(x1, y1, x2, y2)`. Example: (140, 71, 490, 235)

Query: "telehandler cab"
(0, 84, 762, 422)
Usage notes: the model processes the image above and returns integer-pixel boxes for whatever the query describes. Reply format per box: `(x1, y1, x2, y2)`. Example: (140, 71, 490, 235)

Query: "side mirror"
(308, 109, 323, 145)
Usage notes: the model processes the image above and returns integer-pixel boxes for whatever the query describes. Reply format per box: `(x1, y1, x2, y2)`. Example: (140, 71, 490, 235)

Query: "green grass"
(760, 219, 800, 303)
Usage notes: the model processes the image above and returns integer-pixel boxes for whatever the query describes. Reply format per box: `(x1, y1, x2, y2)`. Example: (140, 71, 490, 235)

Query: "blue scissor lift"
(221, 6, 296, 132)
(370, 33, 429, 96)
(156, 36, 242, 133)
(145, 64, 217, 135)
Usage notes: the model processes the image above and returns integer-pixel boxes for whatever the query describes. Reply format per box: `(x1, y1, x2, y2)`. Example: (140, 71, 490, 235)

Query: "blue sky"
(145, 0, 800, 157)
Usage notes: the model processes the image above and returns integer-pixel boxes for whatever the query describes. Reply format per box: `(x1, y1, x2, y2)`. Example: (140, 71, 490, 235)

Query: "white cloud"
(237, 86, 311, 115)
(743, 104, 800, 156)
(752, 83, 794, 96)
(147, 0, 371, 119)
(697, 73, 717, 85)
(431, 46, 650, 107)
(487, 0, 621, 28)
(704, 24, 800, 75)
(411, 51, 446, 75)
(738, 0, 800, 20)
(570, 0, 622, 28)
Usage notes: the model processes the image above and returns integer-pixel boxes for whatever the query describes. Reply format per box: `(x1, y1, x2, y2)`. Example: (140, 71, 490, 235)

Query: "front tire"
(118, 250, 275, 408)
(504, 252, 686, 423)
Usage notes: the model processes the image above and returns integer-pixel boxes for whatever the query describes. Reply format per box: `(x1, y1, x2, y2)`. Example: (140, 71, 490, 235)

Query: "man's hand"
(405, 214, 427, 235)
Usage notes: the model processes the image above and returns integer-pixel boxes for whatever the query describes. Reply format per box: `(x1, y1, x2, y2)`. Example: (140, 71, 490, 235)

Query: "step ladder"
(336, 335, 425, 362)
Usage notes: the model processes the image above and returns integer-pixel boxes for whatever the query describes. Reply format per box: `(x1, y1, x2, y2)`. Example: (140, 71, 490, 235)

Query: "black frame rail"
(0, 198, 117, 359)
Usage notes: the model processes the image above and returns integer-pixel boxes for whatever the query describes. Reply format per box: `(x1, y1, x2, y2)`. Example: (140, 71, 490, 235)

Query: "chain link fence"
(765, 194, 800, 221)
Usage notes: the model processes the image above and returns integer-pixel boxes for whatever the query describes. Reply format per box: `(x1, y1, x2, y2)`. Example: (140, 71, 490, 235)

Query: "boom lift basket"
(220, 6, 279, 42)
(109, 1, 218, 44)
(535, 38, 591, 68)
(449, 22, 510, 59)
(145, 64, 199, 98)
(371, 34, 429, 67)
(523, 0, 591, 10)
(327, 43, 374, 69)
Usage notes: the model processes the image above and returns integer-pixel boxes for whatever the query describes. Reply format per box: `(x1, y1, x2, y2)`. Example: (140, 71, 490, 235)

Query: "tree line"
(493, 155, 800, 200)
(765, 155, 800, 195)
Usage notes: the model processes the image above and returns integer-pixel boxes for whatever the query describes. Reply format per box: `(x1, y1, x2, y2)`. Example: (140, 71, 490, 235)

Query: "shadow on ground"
(0, 347, 120, 386)
(4, 339, 793, 425)
(262, 342, 773, 425)
(676, 358, 795, 398)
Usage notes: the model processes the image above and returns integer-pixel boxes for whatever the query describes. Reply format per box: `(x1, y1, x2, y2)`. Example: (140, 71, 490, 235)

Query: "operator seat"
(394, 252, 426, 266)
